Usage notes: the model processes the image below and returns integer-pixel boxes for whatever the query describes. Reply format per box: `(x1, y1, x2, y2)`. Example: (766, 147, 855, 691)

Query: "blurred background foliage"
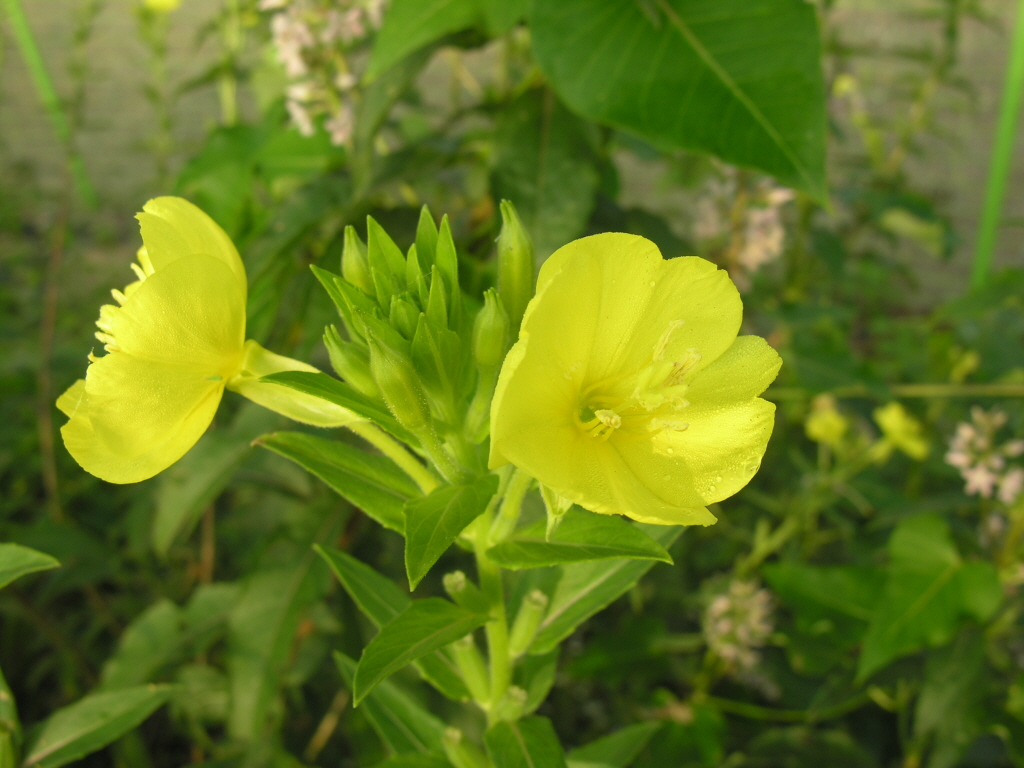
(2, 0, 1024, 767)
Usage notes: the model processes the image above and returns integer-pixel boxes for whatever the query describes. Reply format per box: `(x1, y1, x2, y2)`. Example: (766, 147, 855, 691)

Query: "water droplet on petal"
(663, 474, 671, 481)
(715, 476, 722, 483)
(667, 448, 674, 454)
(709, 485, 716, 493)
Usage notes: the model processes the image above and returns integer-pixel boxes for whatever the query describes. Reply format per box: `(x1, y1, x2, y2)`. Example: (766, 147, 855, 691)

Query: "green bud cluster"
(314, 203, 531, 483)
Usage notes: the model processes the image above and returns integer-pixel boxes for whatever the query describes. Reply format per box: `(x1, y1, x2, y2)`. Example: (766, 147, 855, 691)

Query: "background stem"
(971, 0, 1024, 288)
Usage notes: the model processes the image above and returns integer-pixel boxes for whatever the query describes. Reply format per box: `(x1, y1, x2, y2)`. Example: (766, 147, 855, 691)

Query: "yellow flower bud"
(805, 394, 848, 449)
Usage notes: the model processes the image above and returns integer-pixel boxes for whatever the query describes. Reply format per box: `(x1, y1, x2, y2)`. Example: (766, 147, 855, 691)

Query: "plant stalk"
(971, 0, 1024, 288)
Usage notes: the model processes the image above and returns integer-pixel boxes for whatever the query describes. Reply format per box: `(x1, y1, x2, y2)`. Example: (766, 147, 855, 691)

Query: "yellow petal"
(531, 234, 742, 383)
(136, 197, 246, 287)
(646, 397, 777, 505)
(103, 254, 246, 372)
(59, 377, 222, 484)
(227, 340, 365, 428)
(83, 352, 224, 458)
(685, 336, 782, 405)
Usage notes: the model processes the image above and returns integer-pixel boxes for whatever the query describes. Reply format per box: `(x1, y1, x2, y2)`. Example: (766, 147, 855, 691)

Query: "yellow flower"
(489, 233, 781, 526)
(805, 394, 848, 449)
(871, 401, 929, 462)
(58, 197, 358, 484)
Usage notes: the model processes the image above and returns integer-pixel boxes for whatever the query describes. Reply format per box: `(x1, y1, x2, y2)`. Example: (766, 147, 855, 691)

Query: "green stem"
(347, 422, 439, 494)
(488, 468, 531, 544)
(472, 508, 510, 723)
(972, 0, 1024, 289)
(765, 383, 1024, 401)
(219, 0, 240, 126)
(2, 0, 96, 207)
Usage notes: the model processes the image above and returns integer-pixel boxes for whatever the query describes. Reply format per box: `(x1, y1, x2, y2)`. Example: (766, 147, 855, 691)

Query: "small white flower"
(999, 467, 1024, 505)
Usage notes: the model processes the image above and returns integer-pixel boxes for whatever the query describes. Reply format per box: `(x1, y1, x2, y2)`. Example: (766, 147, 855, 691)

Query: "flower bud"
(324, 325, 379, 398)
(496, 199, 535, 332)
(508, 589, 549, 658)
(451, 634, 490, 704)
(443, 570, 490, 614)
(443, 728, 489, 768)
(341, 225, 373, 295)
(364, 318, 431, 434)
(491, 686, 528, 723)
(389, 294, 420, 340)
(473, 289, 510, 370)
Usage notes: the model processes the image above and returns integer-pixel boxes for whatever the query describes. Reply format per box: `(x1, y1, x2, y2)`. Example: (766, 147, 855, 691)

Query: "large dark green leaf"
(354, 599, 487, 704)
(316, 546, 470, 701)
(21, 686, 172, 768)
(404, 475, 498, 588)
(856, 515, 1002, 681)
(529, 0, 826, 198)
(365, 0, 480, 80)
(530, 526, 683, 654)
(258, 431, 420, 532)
(487, 508, 672, 569)
(492, 89, 600, 258)
(0, 543, 59, 590)
(334, 652, 446, 755)
(485, 716, 567, 768)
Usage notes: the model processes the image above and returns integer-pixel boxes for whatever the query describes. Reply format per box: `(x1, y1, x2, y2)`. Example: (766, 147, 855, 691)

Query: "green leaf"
(487, 508, 672, 570)
(856, 515, 1003, 681)
(763, 562, 883, 623)
(316, 546, 470, 701)
(258, 431, 421, 532)
(530, 0, 827, 198)
(0, 543, 58, 590)
(485, 716, 567, 768)
(372, 755, 453, 768)
(334, 652, 446, 755)
(99, 599, 182, 690)
(261, 371, 417, 445)
(913, 630, 985, 768)
(477, 0, 527, 34)
(153, 403, 276, 556)
(492, 89, 599, 258)
(0, 666, 19, 752)
(566, 722, 662, 768)
(530, 525, 683, 655)
(354, 599, 487, 704)
(21, 685, 172, 768)
(365, 0, 480, 80)
(227, 552, 333, 739)
(404, 475, 499, 589)
(517, 649, 559, 716)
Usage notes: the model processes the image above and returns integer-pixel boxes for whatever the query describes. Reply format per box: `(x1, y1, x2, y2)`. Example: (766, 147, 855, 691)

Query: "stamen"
(96, 304, 118, 333)
(651, 418, 689, 432)
(94, 331, 120, 352)
(111, 288, 128, 306)
(137, 246, 155, 276)
(130, 262, 147, 282)
(595, 409, 622, 430)
(664, 349, 701, 386)
(653, 319, 685, 361)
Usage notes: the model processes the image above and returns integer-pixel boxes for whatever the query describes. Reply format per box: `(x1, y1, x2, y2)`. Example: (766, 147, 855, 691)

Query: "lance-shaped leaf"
(566, 722, 662, 768)
(404, 475, 499, 589)
(487, 508, 672, 570)
(0, 543, 59, 590)
(353, 599, 487, 704)
(530, 0, 826, 199)
(261, 370, 418, 446)
(485, 716, 567, 768)
(335, 652, 446, 755)
(530, 526, 683, 655)
(316, 546, 469, 701)
(22, 685, 172, 768)
(259, 431, 421, 533)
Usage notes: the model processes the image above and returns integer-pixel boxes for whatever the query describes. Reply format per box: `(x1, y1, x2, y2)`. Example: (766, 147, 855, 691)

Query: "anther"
(653, 319, 685, 361)
(130, 263, 147, 282)
(111, 288, 128, 306)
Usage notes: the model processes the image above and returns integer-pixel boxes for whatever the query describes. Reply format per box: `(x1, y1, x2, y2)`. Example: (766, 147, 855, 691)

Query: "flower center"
(575, 320, 700, 441)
